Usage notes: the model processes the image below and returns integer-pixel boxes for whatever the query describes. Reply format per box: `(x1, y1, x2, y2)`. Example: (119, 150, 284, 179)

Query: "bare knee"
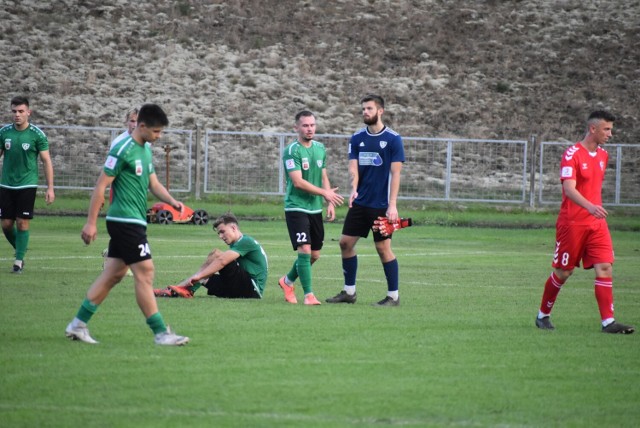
(554, 268, 573, 282)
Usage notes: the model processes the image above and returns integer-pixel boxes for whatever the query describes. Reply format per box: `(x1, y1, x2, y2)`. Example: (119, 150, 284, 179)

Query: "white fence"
(2, 125, 639, 207)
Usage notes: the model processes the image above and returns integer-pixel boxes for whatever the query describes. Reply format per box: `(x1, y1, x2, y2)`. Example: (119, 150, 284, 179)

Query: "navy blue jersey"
(348, 126, 405, 208)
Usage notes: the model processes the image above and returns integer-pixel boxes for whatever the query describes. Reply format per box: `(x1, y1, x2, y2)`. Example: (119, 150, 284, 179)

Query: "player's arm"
(321, 168, 342, 220)
(347, 159, 359, 207)
(188, 250, 240, 284)
(386, 161, 403, 222)
(562, 179, 608, 219)
(148, 172, 183, 212)
(81, 172, 114, 244)
(288, 169, 343, 207)
(39, 149, 55, 204)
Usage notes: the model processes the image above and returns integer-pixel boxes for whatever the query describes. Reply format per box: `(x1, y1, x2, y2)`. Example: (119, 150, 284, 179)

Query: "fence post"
(195, 124, 202, 200)
(528, 134, 537, 208)
(163, 145, 173, 190)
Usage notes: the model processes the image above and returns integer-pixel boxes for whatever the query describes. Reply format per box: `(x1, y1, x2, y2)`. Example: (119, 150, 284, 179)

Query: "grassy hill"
(1, 0, 639, 143)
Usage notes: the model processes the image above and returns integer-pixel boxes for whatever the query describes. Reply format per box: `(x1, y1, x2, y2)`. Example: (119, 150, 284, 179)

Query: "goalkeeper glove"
(372, 216, 413, 237)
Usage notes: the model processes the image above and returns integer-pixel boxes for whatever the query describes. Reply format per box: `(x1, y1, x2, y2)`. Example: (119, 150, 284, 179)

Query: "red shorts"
(552, 221, 614, 270)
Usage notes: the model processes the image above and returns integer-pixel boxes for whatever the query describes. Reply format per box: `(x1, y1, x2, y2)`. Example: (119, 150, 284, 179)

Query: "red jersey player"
(535, 110, 634, 334)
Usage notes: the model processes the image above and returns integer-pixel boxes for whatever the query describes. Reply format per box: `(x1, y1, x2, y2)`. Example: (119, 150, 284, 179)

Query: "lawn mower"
(146, 202, 209, 225)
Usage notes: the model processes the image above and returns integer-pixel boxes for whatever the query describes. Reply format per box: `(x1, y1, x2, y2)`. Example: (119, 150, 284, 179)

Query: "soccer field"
(1, 216, 639, 427)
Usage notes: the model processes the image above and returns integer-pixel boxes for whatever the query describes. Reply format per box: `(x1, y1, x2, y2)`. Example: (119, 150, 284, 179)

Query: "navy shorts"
(342, 203, 390, 242)
(0, 187, 37, 220)
(284, 211, 324, 251)
(105, 221, 152, 265)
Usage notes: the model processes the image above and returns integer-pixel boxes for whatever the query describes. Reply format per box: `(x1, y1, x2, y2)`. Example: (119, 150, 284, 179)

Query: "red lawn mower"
(146, 202, 209, 225)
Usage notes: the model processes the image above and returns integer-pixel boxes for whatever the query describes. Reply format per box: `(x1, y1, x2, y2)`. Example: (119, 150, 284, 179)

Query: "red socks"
(539, 272, 565, 315)
(594, 277, 614, 321)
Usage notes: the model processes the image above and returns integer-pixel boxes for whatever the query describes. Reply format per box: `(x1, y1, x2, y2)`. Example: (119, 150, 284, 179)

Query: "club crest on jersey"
(4, 139, 10, 150)
(599, 161, 605, 171)
(22, 143, 30, 150)
(317, 160, 322, 168)
(135, 159, 143, 176)
(380, 141, 387, 149)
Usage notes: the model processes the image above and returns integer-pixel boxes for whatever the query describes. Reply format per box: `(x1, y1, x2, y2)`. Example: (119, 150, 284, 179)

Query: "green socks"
(15, 229, 29, 260)
(297, 253, 312, 294)
(76, 298, 99, 323)
(2, 226, 16, 250)
(146, 312, 167, 335)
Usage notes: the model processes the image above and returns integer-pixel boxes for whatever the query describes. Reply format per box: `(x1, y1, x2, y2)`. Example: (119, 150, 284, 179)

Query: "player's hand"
(326, 203, 336, 221)
(81, 223, 98, 245)
(173, 201, 185, 215)
(348, 191, 358, 208)
(45, 188, 55, 205)
(324, 187, 344, 207)
(589, 204, 608, 219)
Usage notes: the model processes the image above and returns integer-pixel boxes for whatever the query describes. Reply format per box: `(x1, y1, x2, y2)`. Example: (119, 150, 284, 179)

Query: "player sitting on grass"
(154, 213, 268, 299)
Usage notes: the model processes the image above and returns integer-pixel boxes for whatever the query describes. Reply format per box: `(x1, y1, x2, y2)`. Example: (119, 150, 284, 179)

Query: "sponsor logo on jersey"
(564, 145, 579, 161)
(105, 155, 118, 170)
(135, 159, 143, 176)
(359, 142, 365, 147)
(4, 139, 10, 150)
(380, 141, 387, 149)
(301, 157, 309, 170)
(560, 166, 573, 178)
(285, 158, 295, 170)
(581, 163, 588, 170)
(359, 152, 383, 166)
(22, 143, 30, 150)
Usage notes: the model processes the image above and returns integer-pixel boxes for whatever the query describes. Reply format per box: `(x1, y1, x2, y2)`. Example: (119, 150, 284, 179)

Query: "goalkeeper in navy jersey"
(325, 94, 405, 306)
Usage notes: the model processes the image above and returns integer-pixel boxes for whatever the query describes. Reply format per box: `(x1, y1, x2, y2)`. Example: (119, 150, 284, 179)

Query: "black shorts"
(284, 211, 324, 251)
(106, 221, 152, 265)
(0, 187, 37, 220)
(203, 261, 261, 299)
(342, 203, 390, 242)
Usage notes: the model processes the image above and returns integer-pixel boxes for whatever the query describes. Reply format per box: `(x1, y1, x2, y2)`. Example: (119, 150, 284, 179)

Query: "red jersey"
(557, 143, 608, 226)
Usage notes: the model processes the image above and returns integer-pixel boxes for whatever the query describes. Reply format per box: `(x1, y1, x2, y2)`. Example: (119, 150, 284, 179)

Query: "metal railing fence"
(538, 142, 640, 206)
(1, 125, 638, 207)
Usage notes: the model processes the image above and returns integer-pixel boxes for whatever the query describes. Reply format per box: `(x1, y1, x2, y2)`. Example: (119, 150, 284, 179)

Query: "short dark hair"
(295, 110, 315, 123)
(213, 212, 239, 229)
(588, 110, 616, 123)
(10, 96, 29, 108)
(360, 94, 384, 109)
(137, 104, 169, 128)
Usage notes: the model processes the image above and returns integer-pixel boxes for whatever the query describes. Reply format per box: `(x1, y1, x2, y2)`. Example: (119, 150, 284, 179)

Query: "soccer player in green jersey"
(0, 96, 55, 273)
(153, 213, 269, 299)
(65, 104, 189, 346)
(278, 110, 344, 305)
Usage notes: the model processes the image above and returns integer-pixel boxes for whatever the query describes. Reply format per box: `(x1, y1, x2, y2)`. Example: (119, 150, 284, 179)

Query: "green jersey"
(283, 140, 326, 214)
(230, 234, 269, 296)
(104, 137, 154, 226)
(0, 124, 49, 189)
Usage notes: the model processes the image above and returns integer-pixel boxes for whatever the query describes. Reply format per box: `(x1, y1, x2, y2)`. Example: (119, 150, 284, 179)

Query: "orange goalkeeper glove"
(372, 216, 413, 237)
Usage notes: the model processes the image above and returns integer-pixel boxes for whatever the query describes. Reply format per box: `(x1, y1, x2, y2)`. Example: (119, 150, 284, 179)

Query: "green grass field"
(1, 216, 639, 427)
